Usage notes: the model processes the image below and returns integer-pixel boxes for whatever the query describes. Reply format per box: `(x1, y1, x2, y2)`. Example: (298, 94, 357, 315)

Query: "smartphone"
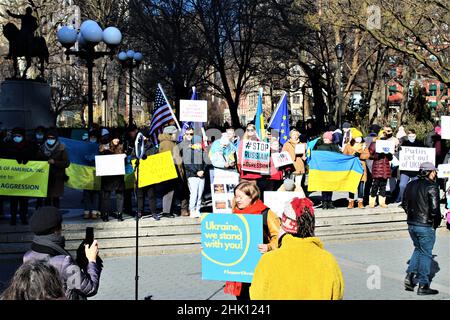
(85, 227, 94, 247)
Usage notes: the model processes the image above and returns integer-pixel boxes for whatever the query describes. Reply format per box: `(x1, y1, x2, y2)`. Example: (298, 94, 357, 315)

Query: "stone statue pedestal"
(0, 79, 54, 129)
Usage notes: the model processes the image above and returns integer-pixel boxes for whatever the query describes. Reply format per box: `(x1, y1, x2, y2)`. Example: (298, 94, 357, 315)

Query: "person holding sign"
(98, 130, 125, 222)
(250, 197, 344, 300)
(0, 127, 35, 225)
(237, 124, 264, 183)
(263, 137, 284, 192)
(395, 129, 424, 203)
(368, 129, 394, 208)
(224, 181, 280, 301)
(343, 130, 370, 209)
(37, 129, 70, 209)
(281, 129, 306, 192)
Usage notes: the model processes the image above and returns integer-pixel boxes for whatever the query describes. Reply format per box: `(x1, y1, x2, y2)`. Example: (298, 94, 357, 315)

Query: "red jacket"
(369, 141, 391, 179)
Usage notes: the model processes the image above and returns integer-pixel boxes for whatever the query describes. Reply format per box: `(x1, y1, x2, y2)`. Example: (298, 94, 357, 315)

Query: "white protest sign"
(295, 143, 305, 155)
(375, 140, 395, 154)
(437, 164, 450, 178)
(210, 168, 239, 213)
(399, 147, 435, 171)
(241, 140, 270, 174)
(264, 191, 305, 218)
(272, 152, 293, 168)
(210, 168, 240, 185)
(441, 116, 450, 140)
(95, 154, 126, 176)
(180, 99, 208, 123)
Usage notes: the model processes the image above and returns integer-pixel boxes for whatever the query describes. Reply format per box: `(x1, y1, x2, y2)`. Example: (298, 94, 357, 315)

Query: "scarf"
(32, 233, 71, 258)
(42, 140, 60, 158)
(233, 199, 268, 214)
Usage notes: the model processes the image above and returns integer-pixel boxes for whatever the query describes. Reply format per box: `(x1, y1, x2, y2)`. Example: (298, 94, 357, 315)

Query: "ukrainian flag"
(255, 88, 266, 141)
(307, 151, 363, 192)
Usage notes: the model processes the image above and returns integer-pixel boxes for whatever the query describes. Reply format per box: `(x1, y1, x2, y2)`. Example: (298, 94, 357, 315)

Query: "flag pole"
(158, 83, 181, 131)
(268, 91, 287, 127)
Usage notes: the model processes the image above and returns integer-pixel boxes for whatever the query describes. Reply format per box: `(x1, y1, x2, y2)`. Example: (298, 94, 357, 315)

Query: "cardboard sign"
(0, 159, 49, 197)
(95, 154, 126, 176)
(271, 152, 293, 168)
(438, 164, 450, 178)
(241, 140, 270, 174)
(180, 99, 208, 123)
(441, 116, 450, 140)
(210, 169, 239, 213)
(264, 191, 305, 218)
(295, 143, 305, 155)
(201, 213, 263, 283)
(132, 151, 178, 188)
(375, 140, 395, 154)
(399, 147, 435, 171)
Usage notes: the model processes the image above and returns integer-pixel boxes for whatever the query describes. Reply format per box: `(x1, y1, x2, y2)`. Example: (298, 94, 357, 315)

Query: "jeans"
(349, 181, 365, 200)
(396, 174, 417, 203)
(370, 178, 387, 197)
(188, 177, 205, 212)
(137, 186, 156, 214)
(322, 191, 333, 202)
(406, 224, 436, 285)
(83, 190, 99, 212)
(101, 191, 124, 214)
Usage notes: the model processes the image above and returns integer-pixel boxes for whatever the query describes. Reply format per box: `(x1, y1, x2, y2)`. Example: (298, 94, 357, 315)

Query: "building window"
(389, 85, 397, 96)
(429, 84, 437, 97)
(293, 94, 301, 104)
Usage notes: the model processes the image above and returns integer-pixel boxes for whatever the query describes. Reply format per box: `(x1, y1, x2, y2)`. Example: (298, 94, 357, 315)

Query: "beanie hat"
(281, 197, 314, 234)
(12, 127, 26, 136)
(101, 128, 110, 137)
(30, 206, 62, 235)
(435, 126, 441, 136)
(323, 131, 333, 141)
(350, 128, 363, 139)
(342, 122, 351, 129)
(46, 128, 58, 139)
(163, 125, 178, 135)
(283, 179, 295, 191)
(220, 134, 230, 146)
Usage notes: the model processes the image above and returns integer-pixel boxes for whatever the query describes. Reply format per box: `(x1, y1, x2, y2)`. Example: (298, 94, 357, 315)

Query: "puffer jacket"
(401, 177, 442, 228)
(369, 140, 392, 179)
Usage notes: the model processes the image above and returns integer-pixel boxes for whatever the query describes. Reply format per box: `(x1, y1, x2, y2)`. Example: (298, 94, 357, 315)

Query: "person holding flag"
(282, 129, 306, 192)
(254, 88, 266, 142)
(268, 93, 290, 146)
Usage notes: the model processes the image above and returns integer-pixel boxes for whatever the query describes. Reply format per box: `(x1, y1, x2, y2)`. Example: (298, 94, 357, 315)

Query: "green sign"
(0, 159, 50, 197)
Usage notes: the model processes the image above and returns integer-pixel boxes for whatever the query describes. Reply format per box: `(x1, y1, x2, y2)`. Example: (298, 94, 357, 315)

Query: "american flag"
(149, 85, 178, 145)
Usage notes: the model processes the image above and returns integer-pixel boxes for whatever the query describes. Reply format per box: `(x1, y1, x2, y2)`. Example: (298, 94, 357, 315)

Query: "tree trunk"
(397, 63, 412, 125)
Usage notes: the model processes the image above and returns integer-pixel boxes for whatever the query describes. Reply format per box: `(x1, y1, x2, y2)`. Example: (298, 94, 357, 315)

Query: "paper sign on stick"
(180, 99, 208, 123)
(399, 147, 435, 171)
(375, 140, 395, 154)
(95, 154, 126, 176)
(272, 152, 294, 168)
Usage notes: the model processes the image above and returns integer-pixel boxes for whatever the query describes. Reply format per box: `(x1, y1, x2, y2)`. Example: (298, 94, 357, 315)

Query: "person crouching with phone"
(23, 206, 102, 300)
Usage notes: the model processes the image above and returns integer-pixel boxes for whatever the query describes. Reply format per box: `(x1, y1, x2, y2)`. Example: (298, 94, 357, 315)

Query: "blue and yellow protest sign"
(308, 150, 363, 192)
(241, 140, 270, 174)
(201, 213, 263, 283)
(0, 159, 49, 197)
(65, 163, 101, 191)
(132, 151, 178, 188)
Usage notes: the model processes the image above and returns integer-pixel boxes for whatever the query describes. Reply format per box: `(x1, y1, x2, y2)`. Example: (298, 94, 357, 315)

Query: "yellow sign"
(132, 151, 178, 188)
(65, 163, 101, 191)
(0, 159, 49, 197)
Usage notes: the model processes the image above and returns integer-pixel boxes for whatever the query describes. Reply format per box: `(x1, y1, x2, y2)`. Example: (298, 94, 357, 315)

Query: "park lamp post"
(118, 50, 143, 126)
(57, 21, 122, 128)
(335, 43, 344, 129)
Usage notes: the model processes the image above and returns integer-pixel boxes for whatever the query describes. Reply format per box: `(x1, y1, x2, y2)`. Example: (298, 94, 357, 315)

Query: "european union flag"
(268, 93, 289, 145)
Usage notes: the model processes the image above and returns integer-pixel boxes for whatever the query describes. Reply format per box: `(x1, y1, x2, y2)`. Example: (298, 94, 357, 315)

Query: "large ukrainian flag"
(308, 151, 363, 192)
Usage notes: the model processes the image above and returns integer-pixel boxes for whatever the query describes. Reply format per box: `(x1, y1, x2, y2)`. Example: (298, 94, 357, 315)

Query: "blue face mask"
(13, 136, 23, 143)
(46, 139, 56, 146)
(36, 133, 44, 140)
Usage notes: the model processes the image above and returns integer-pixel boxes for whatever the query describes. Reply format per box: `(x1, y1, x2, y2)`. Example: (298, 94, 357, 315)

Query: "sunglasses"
(246, 129, 255, 132)
(185, 133, 194, 136)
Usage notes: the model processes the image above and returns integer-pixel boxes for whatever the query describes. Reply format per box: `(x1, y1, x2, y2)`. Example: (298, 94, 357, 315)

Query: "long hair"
(1, 261, 65, 300)
(243, 123, 257, 141)
(232, 181, 260, 210)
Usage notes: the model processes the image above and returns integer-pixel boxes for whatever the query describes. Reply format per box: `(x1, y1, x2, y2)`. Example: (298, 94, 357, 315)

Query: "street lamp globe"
(118, 51, 128, 61)
(335, 43, 344, 61)
(103, 27, 122, 47)
(57, 26, 77, 48)
(133, 52, 143, 62)
(80, 21, 103, 44)
(126, 50, 135, 59)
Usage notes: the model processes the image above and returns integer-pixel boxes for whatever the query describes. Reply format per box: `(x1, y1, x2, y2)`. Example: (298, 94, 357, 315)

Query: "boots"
(327, 201, 335, 210)
(321, 202, 328, 210)
(417, 283, 438, 295)
(379, 196, 388, 208)
(101, 212, 109, 222)
(404, 272, 416, 291)
(117, 212, 124, 222)
(357, 200, 364, 209)
(92, 210, 101, 220)
(347, 200, 354, 209)
(83, 210, 91, 219)
(369, 196, 376, 208)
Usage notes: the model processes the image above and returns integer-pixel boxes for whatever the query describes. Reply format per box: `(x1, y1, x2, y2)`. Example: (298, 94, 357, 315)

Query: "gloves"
(22, 159, 28, 165)
(354, 152, 360, 158)
(386, 153, 393, 161)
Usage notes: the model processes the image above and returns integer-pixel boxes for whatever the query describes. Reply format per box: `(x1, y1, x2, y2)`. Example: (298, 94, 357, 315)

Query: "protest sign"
(375, 140, 395, 154)
(441, 116, 450, 140)
(264, 191, 305, 218)
(132, 151, 178, 188)
(95, 154, 126, 176)
(271, 151, 293, 168)
(399, 147, 435, 171)
(0, 159, 49, 197)
(210, 169, 239, 213)
(201, 213, 263, 283)
(295, 143, 305, 155)
(65, 163, 101, 191)
(180, 99, 208, 123)
(437, 164, 450, 178)
(241, 140, 270, 174)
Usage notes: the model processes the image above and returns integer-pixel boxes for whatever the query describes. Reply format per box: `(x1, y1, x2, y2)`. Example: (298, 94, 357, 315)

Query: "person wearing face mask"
(395, 129, 424, 204)
(1, 127, 34, 225)
(382, 126, 400, 201)
(401, 162, 442, 295)
(343, 130, 370, 209)
(37, 128, 70, 209)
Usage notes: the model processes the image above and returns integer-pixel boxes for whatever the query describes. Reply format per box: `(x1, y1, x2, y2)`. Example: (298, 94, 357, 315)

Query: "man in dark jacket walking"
(402, 162, 442, 295)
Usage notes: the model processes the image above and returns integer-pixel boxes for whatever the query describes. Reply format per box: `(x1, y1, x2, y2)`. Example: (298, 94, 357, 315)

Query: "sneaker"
(153, 213, 161, 221)
(162, 212, 176, 218)
(190, 210, 201, 218)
